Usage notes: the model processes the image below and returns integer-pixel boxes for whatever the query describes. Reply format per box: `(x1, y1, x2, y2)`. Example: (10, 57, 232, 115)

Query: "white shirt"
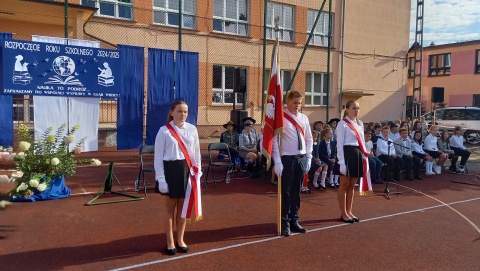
(336, 116, 365, 165)
(272, 110, 313, 164)
(389, 132, 401, 142)
(424, 134, 440, 151)
(154, 121, 201, 181)
(409, 130, 417, 140)
(394, 137, 412, 157)
(450, 135, 466, 150)
(326, 140, 332, 156)
(411, 142, 425, 154)
(365, 140, 373, 154)
(376, 138, 395, 157)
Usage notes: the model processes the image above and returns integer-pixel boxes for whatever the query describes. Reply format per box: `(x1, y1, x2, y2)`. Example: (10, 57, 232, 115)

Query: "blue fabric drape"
(146, 48, 175, 145)
(0, 32, 13, 147)
(11, 176, 71, 202)
(175, 51, 199, 125)
(117, 45, 144, 150)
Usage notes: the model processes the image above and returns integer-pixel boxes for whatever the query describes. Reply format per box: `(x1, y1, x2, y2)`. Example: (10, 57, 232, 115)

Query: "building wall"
(407, 41, 480, 112)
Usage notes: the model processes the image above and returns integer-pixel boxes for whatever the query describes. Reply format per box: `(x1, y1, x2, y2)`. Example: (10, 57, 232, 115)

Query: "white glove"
(274, 163, 283, 177)
(305, 159, 311, 172)
(157, 180, 169, 194)
(339, 164, 347, 175)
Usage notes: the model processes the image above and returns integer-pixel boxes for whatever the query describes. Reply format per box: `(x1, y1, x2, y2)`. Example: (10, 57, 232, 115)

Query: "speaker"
(431, 87, 444, 103)
(233, 68, 247, 93)
(230, 109, 248, 133)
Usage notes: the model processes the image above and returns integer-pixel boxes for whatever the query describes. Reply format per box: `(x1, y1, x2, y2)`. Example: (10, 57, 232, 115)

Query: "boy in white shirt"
(449, 126, 471, 173)
(364, 131, 383, 184)
(376, 126, 403, 182)
(389, 124, 401, 142)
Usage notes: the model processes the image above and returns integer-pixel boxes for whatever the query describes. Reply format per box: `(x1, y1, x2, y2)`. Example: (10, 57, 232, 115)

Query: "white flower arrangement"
(91, 159, 102, 166)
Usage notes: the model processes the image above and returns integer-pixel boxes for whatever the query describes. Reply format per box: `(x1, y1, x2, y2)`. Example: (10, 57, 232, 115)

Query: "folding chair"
(137, 145, 155, 196)
(204, 143, 235, 188)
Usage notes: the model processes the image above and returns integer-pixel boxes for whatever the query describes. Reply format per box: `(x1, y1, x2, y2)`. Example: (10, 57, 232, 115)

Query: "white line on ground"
(109, 196, 480, 271)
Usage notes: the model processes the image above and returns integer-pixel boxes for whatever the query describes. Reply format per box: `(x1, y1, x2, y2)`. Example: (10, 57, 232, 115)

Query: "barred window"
(213, 0, 248, 36)
(81, 0, 133, 20)
(408, 57, 415, 78)
(307, 10, 332, 47)
(266, 2, 294, 42)
(429, 53, 451, 76)
(212, 65, 244, 104)
(153, 0, 196, 29)
(13, 95, 34, 123)
(305, 73, 329, 106)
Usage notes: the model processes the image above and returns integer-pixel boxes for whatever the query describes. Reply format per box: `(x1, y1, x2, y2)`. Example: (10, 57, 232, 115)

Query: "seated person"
(449, 126, 471, 174)
(389, 124, 401, 142)
(238, 119, 260, 177)
(371, 124, 383, 151)
(411, 131, 435, 175)
(221, 121, 239, 160)
(364, 131, 384, 184)
(394, 128, 422, 181)
(437, 130, 459, 173)
(423, 125, 447, 174)
(376, 126, 403, 182)
(310, 131, 328, 190)
(318, 127, 337, 188)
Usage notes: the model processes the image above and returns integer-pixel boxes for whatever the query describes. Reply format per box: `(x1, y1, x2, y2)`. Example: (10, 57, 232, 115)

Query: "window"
(466, 108, 480, 120)
(263, 69, 292, 103)
(475, 50, 480, 74)
(307, 10, 332, 47)
(474, 95, 480, 107)
(213, 0, 248, 36)
(305, 72, 329, 106)
(212, 65, 244, 104)
(429, 53, 451, 76)
(408, 57, 415, 78)
(444, 109, 465, 121)
(13, 95, 34, 123)
(153, 0, 196, 29)
(81, 0, 133, 20)
(266, 2, 294, 42)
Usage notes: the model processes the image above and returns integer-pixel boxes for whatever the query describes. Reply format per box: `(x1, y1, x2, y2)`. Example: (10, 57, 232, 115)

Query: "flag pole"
(273, 16, 282, 236)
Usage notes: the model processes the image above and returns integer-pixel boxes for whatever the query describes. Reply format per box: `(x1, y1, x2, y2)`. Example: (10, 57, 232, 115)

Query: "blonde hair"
(320, 127, 332, 141)
(286, 90, 302, 101)
(343, 100, 361, 125)
(167, 100, 187, 122)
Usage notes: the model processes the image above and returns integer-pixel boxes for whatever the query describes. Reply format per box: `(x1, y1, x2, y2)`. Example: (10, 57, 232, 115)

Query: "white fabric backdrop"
(33, 97, 68, 141)
(69, 98, 99, 151)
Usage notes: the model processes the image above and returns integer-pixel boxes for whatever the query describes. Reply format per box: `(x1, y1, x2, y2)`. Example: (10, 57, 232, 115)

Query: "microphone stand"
(383, 139, 404, 200)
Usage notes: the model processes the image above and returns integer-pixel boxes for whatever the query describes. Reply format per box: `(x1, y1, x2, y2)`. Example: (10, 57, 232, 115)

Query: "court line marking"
(109, 196, 480, 271)
(395, 183, 480, 234)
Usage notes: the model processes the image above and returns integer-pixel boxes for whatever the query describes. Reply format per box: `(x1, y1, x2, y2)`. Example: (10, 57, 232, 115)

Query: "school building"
(0, 0, 411, 142)
(407, 40, 480, 113)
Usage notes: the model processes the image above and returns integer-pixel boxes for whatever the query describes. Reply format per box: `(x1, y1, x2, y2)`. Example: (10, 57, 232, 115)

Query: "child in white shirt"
(411, 131, 435, 175)
(423, 125, 447, 174)
(365, 131, 383, 184)
(449, 126, 471, 173)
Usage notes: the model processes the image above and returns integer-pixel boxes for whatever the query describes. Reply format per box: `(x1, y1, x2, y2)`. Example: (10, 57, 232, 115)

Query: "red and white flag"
(262, 41, 284, 170)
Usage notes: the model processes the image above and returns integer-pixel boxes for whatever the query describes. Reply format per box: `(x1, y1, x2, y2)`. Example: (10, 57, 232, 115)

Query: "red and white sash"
(342, 118, 372, 195)
(283, 112, 309, 187)
(166, 122, 203, 220)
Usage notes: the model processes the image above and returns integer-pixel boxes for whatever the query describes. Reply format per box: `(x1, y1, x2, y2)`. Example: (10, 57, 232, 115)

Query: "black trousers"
(378, 155, 403, 181)
(451, 147, 471, 166)
(281, 155, 307, 224)
(401, 155, 421, 178)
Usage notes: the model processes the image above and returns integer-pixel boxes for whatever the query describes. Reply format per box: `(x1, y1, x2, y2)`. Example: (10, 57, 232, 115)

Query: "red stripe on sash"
(284, 112, 309, 184)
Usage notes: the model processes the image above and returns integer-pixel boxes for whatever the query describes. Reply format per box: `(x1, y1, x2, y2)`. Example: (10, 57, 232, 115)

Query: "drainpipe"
(339, 0, 346, 117)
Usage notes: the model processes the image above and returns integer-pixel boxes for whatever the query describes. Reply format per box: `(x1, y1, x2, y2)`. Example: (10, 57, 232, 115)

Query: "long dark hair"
(440, 130, 450, 143)
(413, 131, 423, 145)
(412, 120, 421, 132)
(167, 100, 187, 122)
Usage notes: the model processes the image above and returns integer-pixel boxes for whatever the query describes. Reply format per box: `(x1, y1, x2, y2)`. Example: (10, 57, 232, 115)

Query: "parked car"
(421, 107, 480, 145)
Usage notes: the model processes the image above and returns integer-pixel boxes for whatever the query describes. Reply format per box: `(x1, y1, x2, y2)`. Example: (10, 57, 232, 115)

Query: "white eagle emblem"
(266, 95, 275, 119)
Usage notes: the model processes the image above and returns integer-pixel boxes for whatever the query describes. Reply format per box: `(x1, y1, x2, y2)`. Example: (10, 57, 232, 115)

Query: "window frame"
(306, 9, 332, 47)
(474, 94, 480, 107)
(408, 57, 415, 78)
(152, 0, 196, 29)
(475, 49, 480, 74)
(212, 65, 245, 105)
(266, 2, 295, 42)
(443, 109, 466, 121)
(213, 0, 249, 36)
(263, 69, 292, 104)
(428, 53, 451, 76)
(81, 0, 134, 20)
(304, 72, 329, 106)
(13, 95, 34, 124)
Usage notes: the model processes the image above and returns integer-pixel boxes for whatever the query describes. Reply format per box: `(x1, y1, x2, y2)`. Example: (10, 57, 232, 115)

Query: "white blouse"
(424, 134, 440, 152)
(450, 135, 466, 150)
(154, 121, 201, 182)
(411, 142, 425, 154)
(336, 116, 364, 165)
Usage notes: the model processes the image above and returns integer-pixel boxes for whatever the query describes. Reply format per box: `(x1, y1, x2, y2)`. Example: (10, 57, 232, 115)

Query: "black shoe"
(290, 222, 307, 233)
(352, 217, 360, 222)
(301, 188, 311, 194)
(414, 175, 423, 180)
(176, 243, 189, 253)
(281, 225, 291, 237)
(166, 245, 177, 255)
(318, 185, 326, 191)
(340, 216, 354, 224)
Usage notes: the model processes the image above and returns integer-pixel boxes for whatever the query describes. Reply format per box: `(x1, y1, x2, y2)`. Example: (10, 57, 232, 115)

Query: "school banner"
(1, 40, 121, 97)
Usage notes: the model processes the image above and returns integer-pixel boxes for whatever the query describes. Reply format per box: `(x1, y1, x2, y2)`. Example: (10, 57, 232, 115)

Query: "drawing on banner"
(12, 55, 32, 85)
(266, 95, 275, 119)
(45, 56, 83, 86)
(97, 62, 114, 87)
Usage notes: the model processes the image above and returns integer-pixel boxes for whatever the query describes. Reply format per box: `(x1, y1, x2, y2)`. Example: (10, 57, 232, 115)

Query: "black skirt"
(342, 145, 364, 178)
(162, 160, 189, 199)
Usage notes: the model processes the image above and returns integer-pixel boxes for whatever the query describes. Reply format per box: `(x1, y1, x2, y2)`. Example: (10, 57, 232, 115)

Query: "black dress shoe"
(340, 216, 354, 224)
(352, 217, 360, 222)
(281, 226, 291, 237)
(290, 223, 307, 233)
(166, 245, 177, 255)
(319, 185, 326, 191)
(176, 243, 189, 253)
(414, 175, 423, 180)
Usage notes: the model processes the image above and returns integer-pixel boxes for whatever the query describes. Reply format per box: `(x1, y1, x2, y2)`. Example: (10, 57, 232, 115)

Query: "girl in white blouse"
(423, 125, 447, 174)
(411, 131, 435, 175)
